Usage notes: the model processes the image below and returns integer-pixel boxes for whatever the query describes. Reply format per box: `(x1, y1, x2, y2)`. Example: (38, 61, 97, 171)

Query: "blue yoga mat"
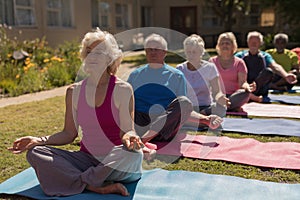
(268, 94, 300, 105)
(1, 167, 300, 200)
(222, 118, 300, 137)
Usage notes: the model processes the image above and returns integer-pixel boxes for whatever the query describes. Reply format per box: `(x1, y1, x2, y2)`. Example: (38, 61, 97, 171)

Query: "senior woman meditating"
(8, 29, 144, 197)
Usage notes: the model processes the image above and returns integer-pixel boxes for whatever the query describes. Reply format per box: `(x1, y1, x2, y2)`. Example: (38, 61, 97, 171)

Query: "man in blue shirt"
(128, 34, 222, 143)
(235, 31, 297, 102)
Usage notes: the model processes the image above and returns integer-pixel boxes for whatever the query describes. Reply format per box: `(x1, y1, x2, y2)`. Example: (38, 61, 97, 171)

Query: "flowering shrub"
(0, 24, 82, 97)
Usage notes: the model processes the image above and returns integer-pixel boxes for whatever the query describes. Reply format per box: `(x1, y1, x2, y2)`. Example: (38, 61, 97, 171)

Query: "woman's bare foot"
(249, 93, 263, 103)
(87, 183, 129, 196)
(199, 115, 223, 130)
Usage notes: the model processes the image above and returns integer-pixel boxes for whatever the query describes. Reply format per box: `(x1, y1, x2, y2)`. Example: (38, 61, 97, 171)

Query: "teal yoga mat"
(1, 168, 300, 200)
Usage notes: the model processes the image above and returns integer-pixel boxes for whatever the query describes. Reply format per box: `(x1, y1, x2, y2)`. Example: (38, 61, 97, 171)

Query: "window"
(261, 8, 275, 27)
(202, 6, 221, 28)
(141, 6, 152, 27)
(91, 0, 111, 29)
(46, 0, 73, 27)
(115, 3, 131, 29)
(0, 0, 36, 26)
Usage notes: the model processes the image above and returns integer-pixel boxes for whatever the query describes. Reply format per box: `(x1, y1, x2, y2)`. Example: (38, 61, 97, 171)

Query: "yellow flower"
(25, 58, 31, 65)
(16, 74, 20, 79)
(27, 63, 35, 68)
(7, 53, 12, 58)
(50, 56, 64, 62)
(43, 58, 50, 63)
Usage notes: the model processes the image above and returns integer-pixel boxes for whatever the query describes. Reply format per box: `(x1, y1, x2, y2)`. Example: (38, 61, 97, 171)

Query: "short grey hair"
(274, 33, 289, 43)
(247, 31, 264, 43)
(144, 33, 168, 50)
(183, 34, 205, 56)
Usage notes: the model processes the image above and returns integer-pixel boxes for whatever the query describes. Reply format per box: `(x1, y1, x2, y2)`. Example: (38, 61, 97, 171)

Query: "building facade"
(0, 0, 282, 48)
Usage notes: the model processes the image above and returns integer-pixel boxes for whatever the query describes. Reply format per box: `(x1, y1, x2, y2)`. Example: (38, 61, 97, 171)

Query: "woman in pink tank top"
(9, 29, 145, 197)
(209, 32, 256, 112)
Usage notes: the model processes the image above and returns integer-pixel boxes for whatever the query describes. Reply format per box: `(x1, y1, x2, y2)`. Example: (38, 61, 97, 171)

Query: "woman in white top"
(177, 34, 228, 117)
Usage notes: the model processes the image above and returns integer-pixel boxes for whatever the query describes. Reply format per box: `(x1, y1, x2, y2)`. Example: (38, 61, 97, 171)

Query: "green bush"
(0, 24, 81, 97)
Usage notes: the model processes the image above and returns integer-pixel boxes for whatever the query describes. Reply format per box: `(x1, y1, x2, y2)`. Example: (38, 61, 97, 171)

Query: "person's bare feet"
(87, 183, 129, 196)
(249, 93, 263, 103)
(201, 115, 223, 129)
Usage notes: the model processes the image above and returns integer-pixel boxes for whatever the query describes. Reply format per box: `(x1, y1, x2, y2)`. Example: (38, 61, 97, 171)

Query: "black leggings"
(134, 96, 193, 141)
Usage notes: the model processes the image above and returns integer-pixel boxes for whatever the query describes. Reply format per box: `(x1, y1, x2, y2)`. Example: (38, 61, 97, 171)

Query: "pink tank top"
(77, 75, 121, 156)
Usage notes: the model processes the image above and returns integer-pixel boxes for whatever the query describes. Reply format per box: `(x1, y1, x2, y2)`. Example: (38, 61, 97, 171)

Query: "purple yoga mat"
(222, 118, 300, 137)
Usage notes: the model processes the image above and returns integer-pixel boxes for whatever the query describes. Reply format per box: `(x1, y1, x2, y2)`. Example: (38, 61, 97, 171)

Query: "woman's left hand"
(122, 132, 144, 151)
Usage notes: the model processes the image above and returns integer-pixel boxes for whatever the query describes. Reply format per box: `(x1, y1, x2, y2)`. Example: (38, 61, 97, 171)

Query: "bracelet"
(39, 136, 48, 145)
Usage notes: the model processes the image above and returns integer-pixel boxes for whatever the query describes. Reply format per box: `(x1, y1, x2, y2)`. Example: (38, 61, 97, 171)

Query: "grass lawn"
(1, 52, 300, 199)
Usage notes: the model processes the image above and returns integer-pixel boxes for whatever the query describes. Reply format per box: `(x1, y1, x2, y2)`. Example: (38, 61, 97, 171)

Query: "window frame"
(46, 0, 74, 28)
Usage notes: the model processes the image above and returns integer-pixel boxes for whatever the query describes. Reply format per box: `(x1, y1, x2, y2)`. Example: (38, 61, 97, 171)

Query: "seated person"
(176, 34, 228, 117)
(235, 31, 297, 102)
(9, 29, 144, 197)
(127, 34, 223, 143)
(266, 33, 299, 91)
(209, 32, 256, 112)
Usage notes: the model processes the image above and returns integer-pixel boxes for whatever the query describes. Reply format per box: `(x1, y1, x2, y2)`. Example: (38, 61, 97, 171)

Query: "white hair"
(80, 28, 122, 75)
(144, 33, 168, 50)
(247, 31, 264, 43)
(274, 33, 289, 43)
(183, 34, 205, 56)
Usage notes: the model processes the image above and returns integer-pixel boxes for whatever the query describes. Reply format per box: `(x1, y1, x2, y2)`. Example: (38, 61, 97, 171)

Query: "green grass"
(1, 55, 300, 198)
(1, 95, 300, 187)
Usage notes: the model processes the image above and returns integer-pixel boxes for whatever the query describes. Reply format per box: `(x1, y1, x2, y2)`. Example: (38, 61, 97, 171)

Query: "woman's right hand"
(8, 136, 42, 154)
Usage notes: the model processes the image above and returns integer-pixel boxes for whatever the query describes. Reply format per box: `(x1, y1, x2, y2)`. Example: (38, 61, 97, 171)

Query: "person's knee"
(262, 68, 274, 79)
(26, 146, 41, 165)
(176, 96, 193, 114)
(26, 146, 47, 165)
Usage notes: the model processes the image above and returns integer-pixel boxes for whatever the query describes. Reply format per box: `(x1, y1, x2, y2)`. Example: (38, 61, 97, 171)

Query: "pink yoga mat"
(147, 133, 300, 170)
(227, 102, 300, 118)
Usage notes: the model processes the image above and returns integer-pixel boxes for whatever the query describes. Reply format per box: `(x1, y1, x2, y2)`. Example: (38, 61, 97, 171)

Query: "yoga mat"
(268, 94, 300, 105)
(1, 168, 300, 200)
(222, 118, 300, 137)
(152, 133, 300, 170)
(227, 102, 300, 119)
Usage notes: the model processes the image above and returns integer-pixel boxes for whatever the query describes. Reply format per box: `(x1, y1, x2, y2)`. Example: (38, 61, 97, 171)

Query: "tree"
(205, 0, 251, 31)
(261, 0, 300, 41)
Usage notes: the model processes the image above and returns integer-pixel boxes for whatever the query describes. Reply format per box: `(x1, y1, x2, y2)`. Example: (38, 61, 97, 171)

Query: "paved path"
(0, 52, 141, 108)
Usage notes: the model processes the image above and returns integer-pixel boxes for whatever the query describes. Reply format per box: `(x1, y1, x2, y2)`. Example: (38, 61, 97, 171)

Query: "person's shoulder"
(66, 80, 83, 95)
(234, 50, 247, 57)
(202, 59, 215, 67)
(128, 64, 148, 81)
(130, 64, 148, 75)
(260, 50, 272, 57)
(208, 56, 217, 62)
(285, 49, 298, 57)
(176, 61, 188, 70)
(265, 48, 276, 54)
(234, 56, 245, 63)
(115, 78, 133, 96)
(164, 64, 185, 77)
(116, 78, 132, 89)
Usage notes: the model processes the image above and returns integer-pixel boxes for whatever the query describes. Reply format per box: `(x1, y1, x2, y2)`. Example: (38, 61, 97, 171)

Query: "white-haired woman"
(209, 32, 256, 111)
(9, 29, 143, 197)
(176, 34, 228, 117)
